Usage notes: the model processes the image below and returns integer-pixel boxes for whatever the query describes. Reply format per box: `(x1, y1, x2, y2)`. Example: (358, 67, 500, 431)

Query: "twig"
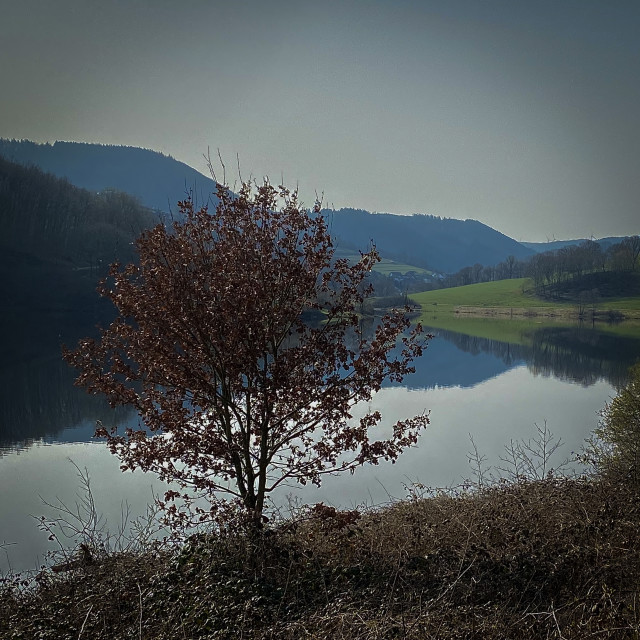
(138, 581, 143, 640)
(77, 604, 93, 639)
(217, 148, 226, 185)
(434, 557, 476, 604)
(551, 604, 566, 639)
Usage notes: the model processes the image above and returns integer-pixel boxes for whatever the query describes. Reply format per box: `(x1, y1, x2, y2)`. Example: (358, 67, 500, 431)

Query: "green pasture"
(411, 278, 562, 310)
(599, 295, 640, 312)
(413, 278, 640, 313)
(411, 278, 640, 344)
(332, 248, 430, 276)
(373, 259, 431, 276)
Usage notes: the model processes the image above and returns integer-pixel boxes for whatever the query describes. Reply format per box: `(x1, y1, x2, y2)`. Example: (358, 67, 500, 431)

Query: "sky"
(1, 0, 639, 242)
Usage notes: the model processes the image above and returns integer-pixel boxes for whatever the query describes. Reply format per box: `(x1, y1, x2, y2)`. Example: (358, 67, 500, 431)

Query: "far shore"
(450, 305, 640, 321)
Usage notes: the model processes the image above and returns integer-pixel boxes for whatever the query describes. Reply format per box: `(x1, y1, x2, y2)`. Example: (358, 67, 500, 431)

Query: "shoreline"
(450, 305, 640, 321)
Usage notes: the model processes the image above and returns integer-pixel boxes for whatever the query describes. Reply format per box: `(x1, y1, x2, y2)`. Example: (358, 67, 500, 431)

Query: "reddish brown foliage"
(64, 180, 429, 524)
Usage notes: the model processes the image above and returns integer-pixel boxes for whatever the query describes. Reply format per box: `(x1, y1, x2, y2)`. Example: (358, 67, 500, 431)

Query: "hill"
(325, 208, 535, 273)
(0, 139, 218, 213)
(1, 140, 538, 274)
(0, 155, 155, 318)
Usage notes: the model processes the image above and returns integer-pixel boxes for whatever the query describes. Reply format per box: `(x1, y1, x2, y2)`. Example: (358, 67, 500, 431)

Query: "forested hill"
(325, 208, 534, 273)
(0, 139, 217, 213)
(1, 139, 536, 273)
(0, 155, 155, 316)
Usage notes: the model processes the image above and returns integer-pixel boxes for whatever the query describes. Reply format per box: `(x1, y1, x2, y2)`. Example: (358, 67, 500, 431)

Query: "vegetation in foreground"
(2, 471, 638, 638)
(4, 367, 640, 640)
(3, 368, 640, 640)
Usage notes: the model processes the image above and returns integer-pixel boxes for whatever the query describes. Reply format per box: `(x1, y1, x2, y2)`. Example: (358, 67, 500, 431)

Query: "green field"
(372, 259, 431, 276)
(412, 278, 640, 312)
(412, 278, 560, 310)
(411, 278, 640, 344)
(332, 248, 430, 276)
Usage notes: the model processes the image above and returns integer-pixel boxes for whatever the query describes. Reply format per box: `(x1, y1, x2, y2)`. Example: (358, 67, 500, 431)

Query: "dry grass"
(2, 473, 639, 639)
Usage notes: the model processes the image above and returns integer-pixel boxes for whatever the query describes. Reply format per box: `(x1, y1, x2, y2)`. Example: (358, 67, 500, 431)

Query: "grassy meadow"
(411, 278, 640, 343)
(412, 277, 640, 314)
(413, 278, 565, 311)
(372, 258, 431, 276)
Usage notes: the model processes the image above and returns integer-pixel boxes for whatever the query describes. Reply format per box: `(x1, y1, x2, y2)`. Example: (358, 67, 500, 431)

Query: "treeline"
(528, 237, 639, 295)
(441, 253, 526, 288)
(425, 237, 640, 295)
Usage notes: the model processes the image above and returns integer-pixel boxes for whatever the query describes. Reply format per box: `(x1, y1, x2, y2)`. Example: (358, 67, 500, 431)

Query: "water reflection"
(2, 320, 639, 453)
(430, 324, 640, 389)
(1, 316, 632, 573)
(0, 353, 134, 452)
(527, 326, 640, 388)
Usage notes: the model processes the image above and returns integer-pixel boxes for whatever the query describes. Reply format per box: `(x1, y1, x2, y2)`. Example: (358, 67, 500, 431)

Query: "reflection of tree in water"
(433, 330, 524, 367)
(528, 327, 640, 389)
(433, 325, 640, 389)
(4, 314, 639, 451)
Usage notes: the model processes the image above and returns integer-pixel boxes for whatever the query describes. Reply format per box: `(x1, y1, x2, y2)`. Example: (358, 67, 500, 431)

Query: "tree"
(65, 180, 430, 526)
(620, 236, 640, 272)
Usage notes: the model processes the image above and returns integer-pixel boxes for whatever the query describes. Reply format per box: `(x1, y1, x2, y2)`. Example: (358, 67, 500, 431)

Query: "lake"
(1, 317, 639, 574)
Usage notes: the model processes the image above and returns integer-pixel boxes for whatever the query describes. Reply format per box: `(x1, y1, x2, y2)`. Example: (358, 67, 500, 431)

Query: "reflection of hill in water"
(429, 325, 640, 389)
(394, 331, 518, 390)
(527, 327, 640, 388)
(0, 352, 133, 452)
(0, 315, 133, 452)
(3, 314, 638, 450)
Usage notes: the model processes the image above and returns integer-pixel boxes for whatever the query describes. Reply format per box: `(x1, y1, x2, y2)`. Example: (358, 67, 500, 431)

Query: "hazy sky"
(1, 0, 639, 241)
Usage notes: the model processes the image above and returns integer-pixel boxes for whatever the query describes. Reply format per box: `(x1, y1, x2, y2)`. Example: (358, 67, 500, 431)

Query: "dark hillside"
(0, 156, 155, 314)
(0, 139, 218, 213)
(325, 208, 534, 273)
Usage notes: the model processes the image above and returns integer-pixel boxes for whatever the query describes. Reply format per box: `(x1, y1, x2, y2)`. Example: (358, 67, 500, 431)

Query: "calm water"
(1, 319, 638, 574)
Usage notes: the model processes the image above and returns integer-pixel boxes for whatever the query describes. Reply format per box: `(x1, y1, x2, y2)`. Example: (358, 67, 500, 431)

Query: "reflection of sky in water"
(280, 366, 612, 509)
(0, 365, 613, 574)
(0, 443, 167, 574)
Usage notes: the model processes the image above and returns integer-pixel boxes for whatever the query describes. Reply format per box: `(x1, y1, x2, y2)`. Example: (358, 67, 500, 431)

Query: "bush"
(592, 362, 640, 484)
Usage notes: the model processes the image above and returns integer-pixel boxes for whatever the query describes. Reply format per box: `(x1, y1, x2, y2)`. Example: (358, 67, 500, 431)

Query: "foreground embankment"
(2, 473, 638, 639)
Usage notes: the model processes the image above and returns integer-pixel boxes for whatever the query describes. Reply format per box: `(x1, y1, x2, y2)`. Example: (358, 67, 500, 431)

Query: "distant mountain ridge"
(1, 138, 603, 274)
(521, 238, 627, 253)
